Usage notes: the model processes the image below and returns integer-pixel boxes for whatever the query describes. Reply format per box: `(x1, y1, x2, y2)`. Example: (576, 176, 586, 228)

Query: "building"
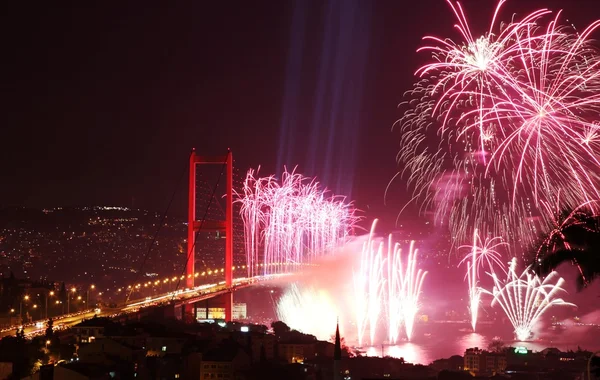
(71, 317, 117, 344)
(232, 303, 247, 319)
(464, 347, 484, 373)
(77, 338, 145, 365)
(464, 347, 506, 375)
(145, 334, 188, 356)
(23, 363, 116, 380)
(279, 342, 315, 364)
(197, 307, 225, 320)
(334, 321, 341, 380)
(222, 330, 276, 362)
(199, 345, 251, 380)
(485, 352, 507, 374)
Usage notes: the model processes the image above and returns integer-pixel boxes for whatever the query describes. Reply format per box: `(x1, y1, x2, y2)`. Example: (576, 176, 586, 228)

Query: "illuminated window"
(161, 346, 167, 352)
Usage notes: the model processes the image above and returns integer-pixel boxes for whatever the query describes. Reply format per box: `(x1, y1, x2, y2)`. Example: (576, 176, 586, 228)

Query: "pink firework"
(353, 221, 385, 347)
(396, 0, 600, 254)
(353, 220, 427, 345)
(417, 0, 552, 161)
(483, 258, 575, 341)
(236, 168, 360, 277)
(459, 228, 507, 331)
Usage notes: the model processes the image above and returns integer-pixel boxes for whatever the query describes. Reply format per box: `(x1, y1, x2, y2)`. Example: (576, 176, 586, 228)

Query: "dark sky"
(2, 0, 599, 229)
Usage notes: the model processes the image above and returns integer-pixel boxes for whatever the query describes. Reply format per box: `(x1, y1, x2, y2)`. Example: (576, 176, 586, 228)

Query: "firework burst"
(395, 0, 600, 255)
(484, 258, 575, 341)
(236, 168, 360, 277)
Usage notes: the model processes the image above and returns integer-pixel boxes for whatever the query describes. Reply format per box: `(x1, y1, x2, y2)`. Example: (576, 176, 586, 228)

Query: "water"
(360, 322, 600, 365)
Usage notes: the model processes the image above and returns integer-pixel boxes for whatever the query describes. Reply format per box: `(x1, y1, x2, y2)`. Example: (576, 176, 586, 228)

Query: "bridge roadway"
(0, 274, 287, 339)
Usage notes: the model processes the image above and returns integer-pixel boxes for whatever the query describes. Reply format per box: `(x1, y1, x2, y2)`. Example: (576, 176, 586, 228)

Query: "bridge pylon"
(186, 149, 233, 321)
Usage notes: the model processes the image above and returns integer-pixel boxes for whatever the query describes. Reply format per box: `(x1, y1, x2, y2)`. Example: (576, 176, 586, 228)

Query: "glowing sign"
(514, 347, 528, 354)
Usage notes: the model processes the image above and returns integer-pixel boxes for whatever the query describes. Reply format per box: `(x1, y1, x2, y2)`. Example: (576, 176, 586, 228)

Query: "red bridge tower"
(186, 149, 233, 321)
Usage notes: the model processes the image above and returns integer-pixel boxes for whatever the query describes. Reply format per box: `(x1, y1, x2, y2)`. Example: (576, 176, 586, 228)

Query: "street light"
(87, 285, 95, 308)
(20, 295, 30, 322)
(45, 291, 55, 319)
(68, 288, 76, 314)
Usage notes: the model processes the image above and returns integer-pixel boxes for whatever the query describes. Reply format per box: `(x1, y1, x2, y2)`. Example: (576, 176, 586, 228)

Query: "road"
(0, 273, 288, 339)
(0, 309, 102, 339)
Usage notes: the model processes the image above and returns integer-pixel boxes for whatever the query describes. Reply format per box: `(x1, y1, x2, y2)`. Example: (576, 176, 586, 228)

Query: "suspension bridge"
(1, 149, 305, 338)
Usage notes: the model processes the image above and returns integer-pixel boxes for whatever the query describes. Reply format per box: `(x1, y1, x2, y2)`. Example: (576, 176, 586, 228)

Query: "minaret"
(334, 319, 342, 380)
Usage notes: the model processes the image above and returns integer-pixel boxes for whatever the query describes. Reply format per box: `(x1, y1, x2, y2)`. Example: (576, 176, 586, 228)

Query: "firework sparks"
(459, 228, 507, 332)
(459, 228, 508, 332)
(274, 220, 427, 346)
(353, 220, 427, 345)
(394, 0, 600, 260)
(236, 168, 360, 277)
(484, 258, 575, 341)
(353, 221, 384, 347)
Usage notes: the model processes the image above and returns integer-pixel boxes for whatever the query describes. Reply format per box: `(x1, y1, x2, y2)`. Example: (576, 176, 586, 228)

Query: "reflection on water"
(386, 344, 423, 365)
(461, 332, 487, 351)
(364, 332, 489, 365)
(360, 324, 600, 365)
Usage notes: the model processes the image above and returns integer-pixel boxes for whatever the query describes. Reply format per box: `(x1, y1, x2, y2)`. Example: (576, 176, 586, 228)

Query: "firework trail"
(394, 0, 600, 254)
(237, 168, 360, 277)
(483, 258, 575, 341)
(459, 228, 507, 331)
(353, 221, 385, 346)
(353, 220, 427, 345)
(396, 240, 427, 342)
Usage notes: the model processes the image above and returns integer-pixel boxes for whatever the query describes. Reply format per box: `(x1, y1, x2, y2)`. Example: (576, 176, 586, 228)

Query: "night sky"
(2, 0, 599, 230)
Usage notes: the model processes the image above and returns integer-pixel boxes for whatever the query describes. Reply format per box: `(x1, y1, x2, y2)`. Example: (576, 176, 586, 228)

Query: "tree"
(251, 324, 268, 334)
(0, 334, 46, 378)
(329, 334, 354, 357)
(532, 208, 600, 290)
(45, 319, 54, 340)
(488, 337, 506, 353)
(329, 335, 346, 346)
(271, 321, 290, 338)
